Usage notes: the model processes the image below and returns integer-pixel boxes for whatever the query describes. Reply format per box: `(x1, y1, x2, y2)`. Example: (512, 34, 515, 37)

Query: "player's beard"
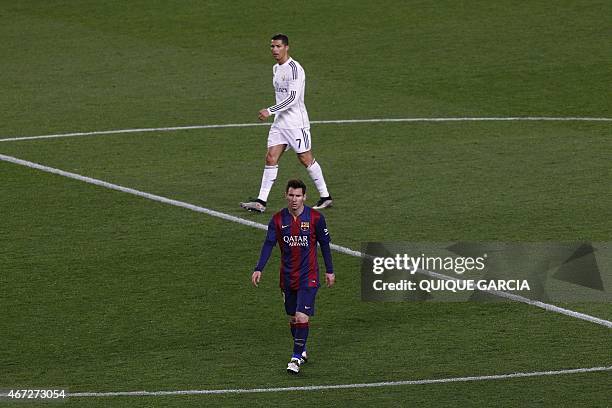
(290, 201, 303, 213)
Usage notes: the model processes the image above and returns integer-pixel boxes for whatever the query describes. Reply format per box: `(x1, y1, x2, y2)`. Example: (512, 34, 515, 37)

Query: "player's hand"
(252, 271, 262, 287)
(325, 273, 335, 288)
(258, 109, 270, 121)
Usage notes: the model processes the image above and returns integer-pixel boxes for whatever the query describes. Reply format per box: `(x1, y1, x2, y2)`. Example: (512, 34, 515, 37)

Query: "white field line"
(48, 366, 612, 397)
(0, 116, 610, 143)
(415, 268, 612, 328)
(1, 153, 611, 329)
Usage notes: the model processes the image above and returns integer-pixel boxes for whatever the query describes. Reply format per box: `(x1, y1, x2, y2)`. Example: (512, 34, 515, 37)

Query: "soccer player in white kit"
(240, 34, 333, 213)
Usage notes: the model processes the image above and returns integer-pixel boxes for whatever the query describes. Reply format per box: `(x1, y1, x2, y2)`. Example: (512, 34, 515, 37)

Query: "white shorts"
(267, 127, 312, 154)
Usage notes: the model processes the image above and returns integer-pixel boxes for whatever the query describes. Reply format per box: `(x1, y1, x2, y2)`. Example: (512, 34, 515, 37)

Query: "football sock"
(290, 322, 306, 354)
(292, 322, 309, 359)
(306, 160, 330, 198)
(257, 165, 278, 202)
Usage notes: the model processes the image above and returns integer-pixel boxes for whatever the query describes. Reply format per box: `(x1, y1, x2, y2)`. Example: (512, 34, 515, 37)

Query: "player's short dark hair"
(271, 33, 289, 45)
(286, 179, 306, 194)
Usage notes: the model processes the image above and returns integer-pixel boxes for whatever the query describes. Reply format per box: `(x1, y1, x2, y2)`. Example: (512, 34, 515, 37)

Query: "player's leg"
(293, 312, 309, 353)
(283, 290, 302, 374)
(294, 128, 332, 209)
(297, 150, 333, 209)
(289, 315, 297, 340)
(259, 144, 285, 201)
(287, 314, 307, 363)
(292, 287, 317, 365)
(293, 312, 309, 365)
(240, 128, 286, 212)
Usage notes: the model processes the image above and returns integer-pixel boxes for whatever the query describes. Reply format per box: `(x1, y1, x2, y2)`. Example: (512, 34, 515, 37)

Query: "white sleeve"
(268, 90, 297, 114)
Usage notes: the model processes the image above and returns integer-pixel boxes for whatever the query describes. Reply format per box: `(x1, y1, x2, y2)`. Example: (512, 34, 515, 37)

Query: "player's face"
(270, 40, 289, 63)
(286, 187, 306, 213)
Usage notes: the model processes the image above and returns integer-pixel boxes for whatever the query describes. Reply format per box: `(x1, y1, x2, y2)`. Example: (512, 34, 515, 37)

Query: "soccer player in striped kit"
(251, 179, 335, 374)
(240, 34, 333, 213)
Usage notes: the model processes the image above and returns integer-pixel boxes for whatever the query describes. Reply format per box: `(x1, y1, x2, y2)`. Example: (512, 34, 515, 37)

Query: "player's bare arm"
(325, 272, 335, 288)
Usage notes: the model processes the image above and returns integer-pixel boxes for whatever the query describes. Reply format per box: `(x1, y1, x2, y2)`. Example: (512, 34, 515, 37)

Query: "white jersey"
(267, 57, 310, 129)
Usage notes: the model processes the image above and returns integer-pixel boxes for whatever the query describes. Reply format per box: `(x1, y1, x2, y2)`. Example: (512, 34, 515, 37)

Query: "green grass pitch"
(1, 1, 610, 407)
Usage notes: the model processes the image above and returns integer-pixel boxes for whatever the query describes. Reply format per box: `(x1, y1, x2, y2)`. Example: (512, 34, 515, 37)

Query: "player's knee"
(294, 312, 309, 323)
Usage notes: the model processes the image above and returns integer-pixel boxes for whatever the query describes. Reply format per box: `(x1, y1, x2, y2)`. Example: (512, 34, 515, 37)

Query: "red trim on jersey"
(289, 215, 301, 290)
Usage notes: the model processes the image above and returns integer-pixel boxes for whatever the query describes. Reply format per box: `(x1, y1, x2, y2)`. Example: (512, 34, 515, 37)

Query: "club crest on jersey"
(300, 222, 310, 231)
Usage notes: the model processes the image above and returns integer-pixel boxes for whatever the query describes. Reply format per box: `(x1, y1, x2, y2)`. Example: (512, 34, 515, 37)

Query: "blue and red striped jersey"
(255, 206, 333, 290)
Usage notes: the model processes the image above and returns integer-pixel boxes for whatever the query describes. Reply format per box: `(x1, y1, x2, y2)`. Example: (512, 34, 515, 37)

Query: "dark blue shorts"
(283, 287, 319, 316)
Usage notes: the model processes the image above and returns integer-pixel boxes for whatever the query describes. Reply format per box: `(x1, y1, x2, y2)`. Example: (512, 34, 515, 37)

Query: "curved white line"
(60, 365, 612, 397)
